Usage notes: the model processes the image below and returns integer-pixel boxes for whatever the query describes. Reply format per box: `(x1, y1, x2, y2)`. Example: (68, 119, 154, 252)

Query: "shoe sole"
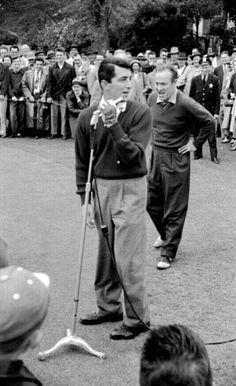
(80, 314, 123, 325)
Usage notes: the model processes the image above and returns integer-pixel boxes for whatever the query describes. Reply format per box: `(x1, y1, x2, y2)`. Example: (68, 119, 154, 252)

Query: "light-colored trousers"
(0, 97, 8, 136)
(93, 176, 150, 327)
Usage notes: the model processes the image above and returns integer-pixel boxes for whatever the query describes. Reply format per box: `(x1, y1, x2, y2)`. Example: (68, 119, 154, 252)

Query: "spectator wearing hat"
(46, 50, 56, 67)
(66, 78, 89, 138)
(0, 265, 50, 385)
(26, 51, 36, 68)
(8, 56, 26, 138)
(129, 60, 150, 104)
(22, 56, 48, 138)
(190, 57, 220, 163)
(47, 47, 76, 139)
(66, 44, 79, 66)
(169, 46, 179, 64)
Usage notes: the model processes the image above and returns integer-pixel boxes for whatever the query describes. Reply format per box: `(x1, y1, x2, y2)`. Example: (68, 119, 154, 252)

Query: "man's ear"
(100, 79, 109, 91)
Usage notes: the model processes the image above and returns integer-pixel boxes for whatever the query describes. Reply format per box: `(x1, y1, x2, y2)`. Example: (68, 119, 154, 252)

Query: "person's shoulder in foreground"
(0, 264, 50, 385)
(140, 323, 213, 386)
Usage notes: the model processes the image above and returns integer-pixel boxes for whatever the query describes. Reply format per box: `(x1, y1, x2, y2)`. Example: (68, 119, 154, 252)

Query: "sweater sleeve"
(185, 96, 215, 148)
(106, 104, 152, 167)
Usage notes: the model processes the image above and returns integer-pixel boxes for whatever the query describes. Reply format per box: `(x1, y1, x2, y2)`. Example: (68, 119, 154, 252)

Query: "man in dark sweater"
(75, 57, 151, 340)
(147, 64, 215, 269)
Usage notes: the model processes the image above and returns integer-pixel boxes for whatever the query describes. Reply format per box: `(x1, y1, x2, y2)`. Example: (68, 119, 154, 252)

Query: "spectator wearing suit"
(189, 57, 220, 163)
(47, 47, 76, 139)
(8, 56, 26, 138)
(66, 78, 89, 138)
(22, 56, 48, 138)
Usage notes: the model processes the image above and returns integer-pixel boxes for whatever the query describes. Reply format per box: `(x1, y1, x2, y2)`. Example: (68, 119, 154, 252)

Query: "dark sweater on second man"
(148, 90, 215, 150)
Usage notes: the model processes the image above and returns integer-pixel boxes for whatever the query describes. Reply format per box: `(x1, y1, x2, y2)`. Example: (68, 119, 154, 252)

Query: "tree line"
(0, 0, 235, 53)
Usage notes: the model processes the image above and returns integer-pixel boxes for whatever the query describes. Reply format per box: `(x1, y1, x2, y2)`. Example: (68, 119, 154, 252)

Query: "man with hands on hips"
(75, 57, 152, 340)
(147, 64, 215, 270)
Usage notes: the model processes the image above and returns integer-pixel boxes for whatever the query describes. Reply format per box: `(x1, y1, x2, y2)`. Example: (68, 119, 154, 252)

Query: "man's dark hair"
(10, 45, 19, 52)
(98, 57, 130, 85)
(160, 48, 168, 54)
(155, 64, 178, 82)
(140, 324, 213, 386)
(55, 47, 65, 54)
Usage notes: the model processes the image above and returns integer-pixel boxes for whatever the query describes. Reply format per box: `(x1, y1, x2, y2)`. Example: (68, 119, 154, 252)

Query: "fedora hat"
(169, 47, 179, 55)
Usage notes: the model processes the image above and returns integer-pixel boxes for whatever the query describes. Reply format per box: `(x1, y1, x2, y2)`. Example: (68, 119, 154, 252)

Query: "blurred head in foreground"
(140, 324, 212, 386)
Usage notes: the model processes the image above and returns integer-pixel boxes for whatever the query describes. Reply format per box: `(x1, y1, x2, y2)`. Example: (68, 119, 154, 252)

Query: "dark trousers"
(194, 124, 218, 160)
(9, 101, 25, 136)
(147, 147, 190, 259)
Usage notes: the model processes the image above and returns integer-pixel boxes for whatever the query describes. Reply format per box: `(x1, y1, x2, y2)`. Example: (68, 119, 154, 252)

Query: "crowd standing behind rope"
(0, 43, 236, 151)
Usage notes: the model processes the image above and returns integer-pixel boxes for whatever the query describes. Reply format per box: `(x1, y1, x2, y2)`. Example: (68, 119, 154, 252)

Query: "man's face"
(73, 56, 82, 67)
(12, 58, 21, 71)
(178, 59, 185, 68)
(55, 51, 65, 64)
(160, 51, 168, 61)
(221, 54, 229, 65)
(22, 45, 30, 56)
(155, 69, 176, 102)
(70, 48, 78, 58)
(95, 55, 104, 66)
(10, 48, 19, 58)
(72, 84, 82, 95)
(201, 64, 210, 76)
(193, 55, 201, 67)
(3, 56, 11, 67)
(0, 48, 8, 58)
(170, 53, 178, 62)
(148, 54, 156, 65)
(103, 65, 132, 101)
(35, 60, 43, 70)
(155, 58, 164, 71)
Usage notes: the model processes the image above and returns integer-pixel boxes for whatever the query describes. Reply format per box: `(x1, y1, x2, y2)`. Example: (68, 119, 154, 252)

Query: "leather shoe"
(110, 322, 150, 340)
(211, 157, 220, 164)
(80, 312, 123, 325)
(48, 134, 57, 139)
(194, 155, 202, 160)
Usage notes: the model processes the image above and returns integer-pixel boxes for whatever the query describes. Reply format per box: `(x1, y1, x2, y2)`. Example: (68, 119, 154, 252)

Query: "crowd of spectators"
(0, 43, 236, 151)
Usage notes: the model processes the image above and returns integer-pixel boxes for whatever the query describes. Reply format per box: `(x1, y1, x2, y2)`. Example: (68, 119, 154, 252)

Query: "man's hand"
(100, 102, 117, 127)
(82, 203, 95, 229)
(0, 95, 5, 101)
(29, 96, 35, 102)
(178, 139, 196, 154)
(12, 96, 18, 102)
(214, 114, 219, 119)
(47, 97, 53, 104)
(19, 96, 25, 102)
